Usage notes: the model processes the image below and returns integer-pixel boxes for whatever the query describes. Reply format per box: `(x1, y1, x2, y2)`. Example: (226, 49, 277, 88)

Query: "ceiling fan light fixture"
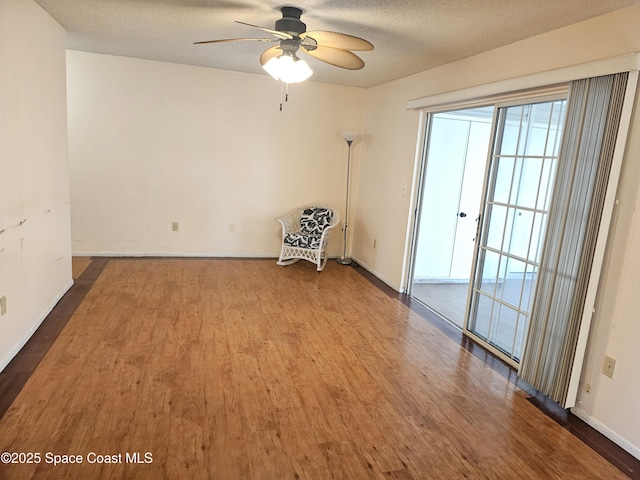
(263, 54, 313, 83)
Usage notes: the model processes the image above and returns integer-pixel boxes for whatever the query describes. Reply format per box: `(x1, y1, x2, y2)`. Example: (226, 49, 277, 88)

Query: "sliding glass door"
(466, 99, 567, 365)
(409, 95, 567, 366)
(410, 107, 493, 328)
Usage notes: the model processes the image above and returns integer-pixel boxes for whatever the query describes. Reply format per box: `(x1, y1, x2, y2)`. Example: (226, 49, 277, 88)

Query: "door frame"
(401, 111, 432, 295)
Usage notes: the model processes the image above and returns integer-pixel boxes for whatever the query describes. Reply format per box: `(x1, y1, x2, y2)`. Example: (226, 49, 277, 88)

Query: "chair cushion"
(284, 233, 322, 249)
(300, 208, 334, 235)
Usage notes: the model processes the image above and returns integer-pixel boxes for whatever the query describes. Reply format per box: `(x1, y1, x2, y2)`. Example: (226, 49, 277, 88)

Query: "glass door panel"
(466, 98, 567, 365)
(410, 106, 494, 328)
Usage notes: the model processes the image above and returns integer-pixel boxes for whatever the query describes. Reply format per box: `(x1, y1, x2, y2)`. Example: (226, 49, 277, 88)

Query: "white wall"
(573, 87, 640, 458)
(67, 51, 365, 257)
(354, 4, 640, 458)
(0, 0, 72, 370)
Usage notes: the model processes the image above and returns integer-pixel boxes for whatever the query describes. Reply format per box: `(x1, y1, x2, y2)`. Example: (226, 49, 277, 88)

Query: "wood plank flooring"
(0, 257, 109, 420)
(0, 258, 635, 479)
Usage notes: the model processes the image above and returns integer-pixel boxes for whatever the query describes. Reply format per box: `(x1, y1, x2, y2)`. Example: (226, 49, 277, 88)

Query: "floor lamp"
(337, 131, 360, 265)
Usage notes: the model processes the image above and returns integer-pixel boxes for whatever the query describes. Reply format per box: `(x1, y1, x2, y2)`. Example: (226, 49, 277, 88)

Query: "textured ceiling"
(34, 0, 640, 88)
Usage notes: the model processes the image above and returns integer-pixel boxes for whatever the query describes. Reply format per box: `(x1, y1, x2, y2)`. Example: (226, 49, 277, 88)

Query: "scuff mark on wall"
(0, 220, 27, 234)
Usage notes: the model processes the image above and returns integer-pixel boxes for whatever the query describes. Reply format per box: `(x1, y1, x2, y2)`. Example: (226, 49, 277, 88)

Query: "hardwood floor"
(0, 258, 636, 479)
(71, 255, 93, 280)
(411, 281, 531, 359)
(0, 257, 109, 420)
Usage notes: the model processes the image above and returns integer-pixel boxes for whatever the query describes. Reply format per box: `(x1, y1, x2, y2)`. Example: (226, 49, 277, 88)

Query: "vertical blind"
(518, 73, 628, 406)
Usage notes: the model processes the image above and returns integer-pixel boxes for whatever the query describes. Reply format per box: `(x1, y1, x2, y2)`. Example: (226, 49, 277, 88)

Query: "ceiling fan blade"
(301, 31, 373, 51)
(235, 21, 293, 40)
(194, 38, 278, 45)
(302, 45, 365, 70)
(260, 46, 282, 66)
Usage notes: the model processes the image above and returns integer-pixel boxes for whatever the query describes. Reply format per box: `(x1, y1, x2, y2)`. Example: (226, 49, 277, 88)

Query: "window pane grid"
(472, 264, 536, 314)
(486, 201, 548, 214)
(479, 245, 540, 268)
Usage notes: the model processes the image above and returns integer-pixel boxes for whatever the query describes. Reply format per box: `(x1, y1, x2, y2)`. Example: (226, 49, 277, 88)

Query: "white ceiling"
(34, 0, 640, 88)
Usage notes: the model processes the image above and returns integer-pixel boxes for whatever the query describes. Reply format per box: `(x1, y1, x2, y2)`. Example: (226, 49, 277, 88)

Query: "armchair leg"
(317, 254, 328, 272)
(277, 258, 300, 266)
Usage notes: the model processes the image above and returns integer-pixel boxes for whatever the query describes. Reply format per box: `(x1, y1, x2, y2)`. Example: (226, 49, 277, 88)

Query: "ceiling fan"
(194, 6, 374, 83)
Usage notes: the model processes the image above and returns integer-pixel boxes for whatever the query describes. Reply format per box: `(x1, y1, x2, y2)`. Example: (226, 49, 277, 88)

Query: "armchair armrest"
(277, 213, 302, 234)
(318, 216, 340, 249)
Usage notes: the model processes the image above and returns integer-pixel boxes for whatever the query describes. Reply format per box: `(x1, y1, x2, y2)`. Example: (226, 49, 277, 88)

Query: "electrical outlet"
(602, 356, 616, 379)
(171, 222, 179, 232)
(585, 383, 591, 393)
(0, 295, 6, 316)
(229, 223, 236, 233)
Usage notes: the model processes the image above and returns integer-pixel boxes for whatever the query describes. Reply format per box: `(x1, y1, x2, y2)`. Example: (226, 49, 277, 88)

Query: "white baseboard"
(72, 252, 278, 258)
(571, 406, 640, 460)
(72, 252, 346, 261)
(0, 279, 74, 373)
(350, 255, 400, 292)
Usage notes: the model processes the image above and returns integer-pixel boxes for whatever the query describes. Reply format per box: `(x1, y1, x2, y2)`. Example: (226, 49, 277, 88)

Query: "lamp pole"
(338, 131, 360, 265)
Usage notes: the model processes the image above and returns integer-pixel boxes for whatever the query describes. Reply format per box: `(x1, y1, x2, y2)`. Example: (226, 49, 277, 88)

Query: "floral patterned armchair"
(276, 204, 340, 272)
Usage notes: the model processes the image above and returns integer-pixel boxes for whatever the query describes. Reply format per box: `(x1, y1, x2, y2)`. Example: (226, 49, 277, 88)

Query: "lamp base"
(336, 257, 353, 265)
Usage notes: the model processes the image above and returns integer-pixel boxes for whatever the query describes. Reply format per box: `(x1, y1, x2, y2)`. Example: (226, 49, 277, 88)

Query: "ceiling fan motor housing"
(275, 6, 306, 35)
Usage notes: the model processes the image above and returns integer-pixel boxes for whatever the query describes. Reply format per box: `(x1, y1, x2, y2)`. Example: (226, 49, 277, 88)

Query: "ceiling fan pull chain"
(278, 81, 291, 111)
(280, 80, 284, 111)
